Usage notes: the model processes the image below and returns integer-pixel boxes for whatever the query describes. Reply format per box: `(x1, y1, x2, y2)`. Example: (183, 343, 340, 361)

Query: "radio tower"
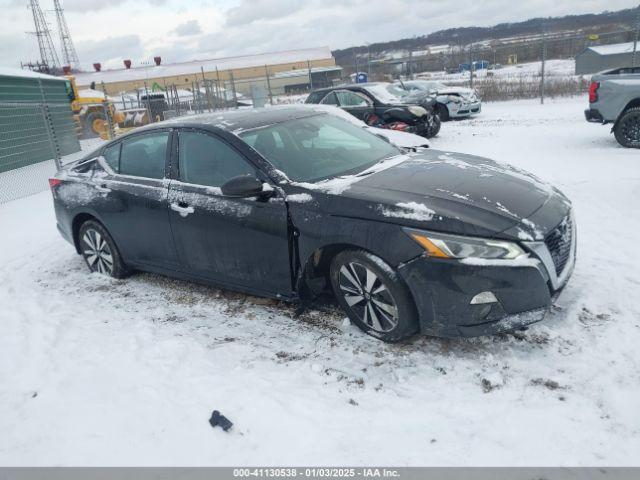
(53, 0, 79, 69)
(27, 0, 60, 73)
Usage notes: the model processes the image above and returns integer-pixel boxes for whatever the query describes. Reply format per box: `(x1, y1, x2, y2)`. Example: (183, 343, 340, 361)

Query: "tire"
(614, 107, 640, 148)
(83, 111, 106, 138)
(78, 220, 129, 278)
(425, 113, 441, 138)
(329, 250, 419, 342)
(436, 104, 450, 122)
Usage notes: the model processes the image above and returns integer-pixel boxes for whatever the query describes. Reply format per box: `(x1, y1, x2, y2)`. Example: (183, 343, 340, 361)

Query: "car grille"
(544, 214, 573, 276)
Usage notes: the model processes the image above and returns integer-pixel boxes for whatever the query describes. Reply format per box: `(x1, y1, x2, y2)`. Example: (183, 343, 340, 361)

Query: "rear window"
(102, 143, 121, 172)
(305, 91, 328, 104)
(119, 132, 169, 179)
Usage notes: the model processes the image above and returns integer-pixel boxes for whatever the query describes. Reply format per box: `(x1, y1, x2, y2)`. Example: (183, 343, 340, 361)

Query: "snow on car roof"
(141, 105, 326, 134)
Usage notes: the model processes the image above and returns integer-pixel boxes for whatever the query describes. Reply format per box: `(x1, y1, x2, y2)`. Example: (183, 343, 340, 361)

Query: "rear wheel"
(614, 107, 640, 148)
(78, 220, 129, 278)
(330, 250, 418, 342)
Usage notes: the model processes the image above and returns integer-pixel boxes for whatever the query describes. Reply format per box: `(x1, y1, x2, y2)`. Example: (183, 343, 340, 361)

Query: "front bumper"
(449, 101, 482, 118)
(397, 234, 575, 338)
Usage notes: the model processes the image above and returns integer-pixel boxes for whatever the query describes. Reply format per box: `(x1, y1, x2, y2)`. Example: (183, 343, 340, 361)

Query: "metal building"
(73, 46, 341, 97)
(575, 42, 639, 75)
(0, 68, 80, 173)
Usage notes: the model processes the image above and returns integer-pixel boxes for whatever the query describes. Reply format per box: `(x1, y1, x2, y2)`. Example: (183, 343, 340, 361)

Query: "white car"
(398, 80, 482, 121)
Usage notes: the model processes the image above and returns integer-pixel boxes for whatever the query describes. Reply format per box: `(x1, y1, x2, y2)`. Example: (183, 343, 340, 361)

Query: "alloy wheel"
(622, 115, 640, 144)
(82, 228, 114, 275)
(338, 261, 399, 333)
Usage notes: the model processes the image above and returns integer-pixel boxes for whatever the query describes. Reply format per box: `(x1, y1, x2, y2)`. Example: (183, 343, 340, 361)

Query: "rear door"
(168, 129, 292, 296)
(91, 130, 178, 268)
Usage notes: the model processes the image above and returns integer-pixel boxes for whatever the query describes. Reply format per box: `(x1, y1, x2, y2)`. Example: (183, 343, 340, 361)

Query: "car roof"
(131, 105, 326, 135)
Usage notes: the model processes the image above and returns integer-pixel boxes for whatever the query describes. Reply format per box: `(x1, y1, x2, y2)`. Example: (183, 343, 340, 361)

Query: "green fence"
(0, 73, 80, 174)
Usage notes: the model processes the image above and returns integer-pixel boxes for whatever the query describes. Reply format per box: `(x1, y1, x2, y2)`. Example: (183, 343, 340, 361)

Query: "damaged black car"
(305, 83, 441, 139)
(50, 106, 576, 342)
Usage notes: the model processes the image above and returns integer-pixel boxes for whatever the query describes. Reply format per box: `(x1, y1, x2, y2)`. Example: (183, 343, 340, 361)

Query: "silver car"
(398, 80, 482, 121)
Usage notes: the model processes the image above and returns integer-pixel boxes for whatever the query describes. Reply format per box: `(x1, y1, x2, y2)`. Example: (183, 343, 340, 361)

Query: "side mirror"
(221, 175, 267, 198)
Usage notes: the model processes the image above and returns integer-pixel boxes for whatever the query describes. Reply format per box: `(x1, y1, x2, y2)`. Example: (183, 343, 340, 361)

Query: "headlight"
(403, 228, 526, 260)
(447, 95, 462, 103)
(408, 106, 427, 117)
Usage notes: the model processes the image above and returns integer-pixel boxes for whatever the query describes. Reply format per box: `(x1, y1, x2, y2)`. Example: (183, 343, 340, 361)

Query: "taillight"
(49, 178, 62, 189)
(588, 81, 599, 103)
(390, 122, 409, 131)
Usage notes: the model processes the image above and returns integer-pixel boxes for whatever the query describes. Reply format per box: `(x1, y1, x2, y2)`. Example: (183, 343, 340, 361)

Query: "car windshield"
(239, 114, 401, 183)
(362, 83, 405, 103)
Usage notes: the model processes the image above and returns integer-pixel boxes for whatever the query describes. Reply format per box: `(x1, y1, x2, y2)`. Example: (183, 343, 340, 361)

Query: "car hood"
(293, 149, 570, 241)
(433, 87, 475, 97)
(404, 87, 477, 102)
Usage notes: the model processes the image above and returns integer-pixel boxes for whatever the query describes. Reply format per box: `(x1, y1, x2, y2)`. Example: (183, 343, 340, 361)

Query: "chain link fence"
(0, 100, 109, 205)
(335, 28, 636, 102)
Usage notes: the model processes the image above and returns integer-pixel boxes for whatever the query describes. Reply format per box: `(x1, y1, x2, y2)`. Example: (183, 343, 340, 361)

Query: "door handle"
(170, 202, 195, 217)
(94, 184, 111, 193)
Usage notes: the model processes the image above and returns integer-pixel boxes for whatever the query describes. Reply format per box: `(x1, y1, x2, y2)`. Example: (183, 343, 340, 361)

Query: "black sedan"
(305, 83, 441, 138)
(50, 106, 575, 342)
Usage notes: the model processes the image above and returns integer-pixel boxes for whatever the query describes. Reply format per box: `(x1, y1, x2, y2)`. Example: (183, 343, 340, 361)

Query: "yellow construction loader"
(64, 75, 126, 139)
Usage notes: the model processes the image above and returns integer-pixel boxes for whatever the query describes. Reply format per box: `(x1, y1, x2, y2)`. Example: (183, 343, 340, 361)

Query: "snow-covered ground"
(419, 58, 579, 83)
(1, 96, 639, 466)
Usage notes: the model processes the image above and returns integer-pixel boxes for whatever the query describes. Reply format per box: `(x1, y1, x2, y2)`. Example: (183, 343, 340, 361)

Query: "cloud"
(56, 0, 129, 12)
(225, 0, 306, 26)
(173, 19, 202, 37)
(1, 0, 638, 70)
(75, 35, 144, 69)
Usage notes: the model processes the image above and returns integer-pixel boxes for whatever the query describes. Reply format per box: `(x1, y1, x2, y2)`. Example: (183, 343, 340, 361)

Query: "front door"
(168, 129, 292, 297)
(92, 130, 179, 268)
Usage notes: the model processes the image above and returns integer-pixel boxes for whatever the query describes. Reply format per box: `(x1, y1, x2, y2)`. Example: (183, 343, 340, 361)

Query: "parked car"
(396, 80, 482, 121)
(50, 106, 575, 342)
(305, 83, 441, 138)
(585, 67, 640, 148)
(299, 103, 430, 151)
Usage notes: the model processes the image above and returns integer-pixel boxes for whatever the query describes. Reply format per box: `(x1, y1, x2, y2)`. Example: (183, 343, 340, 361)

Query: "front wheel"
(424, 113, 441, 138)
(78, 220, 129, 278)
(436, 104, 450, 122)
(330, 250, 419, 342)
(614, 107, 640, 148)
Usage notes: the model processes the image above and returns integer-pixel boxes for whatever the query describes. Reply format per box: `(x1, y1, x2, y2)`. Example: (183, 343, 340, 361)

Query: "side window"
(178, 131, 255, 188)
(320, 92, 339, 105)
(119, 132, 169, 179)
(102, 143, 121, 172)
(335, 91, 371, 107)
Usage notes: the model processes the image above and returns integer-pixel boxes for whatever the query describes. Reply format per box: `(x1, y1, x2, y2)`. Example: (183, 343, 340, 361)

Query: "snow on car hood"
(306, 149, 569, 240)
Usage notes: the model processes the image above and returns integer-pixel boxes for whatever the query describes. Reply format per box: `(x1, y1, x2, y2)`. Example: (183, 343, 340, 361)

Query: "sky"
(0, 0, 638, 71)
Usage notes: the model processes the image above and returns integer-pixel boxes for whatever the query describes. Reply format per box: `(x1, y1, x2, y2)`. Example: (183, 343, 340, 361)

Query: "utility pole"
(408, 50, 413, 79)
(307, 60, 313, 90)
(540, 29, 547, 104)
(633, 4, 640, 67)
(468, 44, 473, 89)
(367, 44, 371, 79)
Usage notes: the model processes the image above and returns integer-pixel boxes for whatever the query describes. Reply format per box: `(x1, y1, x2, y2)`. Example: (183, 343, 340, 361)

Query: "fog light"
(470, 291, 498, 304)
